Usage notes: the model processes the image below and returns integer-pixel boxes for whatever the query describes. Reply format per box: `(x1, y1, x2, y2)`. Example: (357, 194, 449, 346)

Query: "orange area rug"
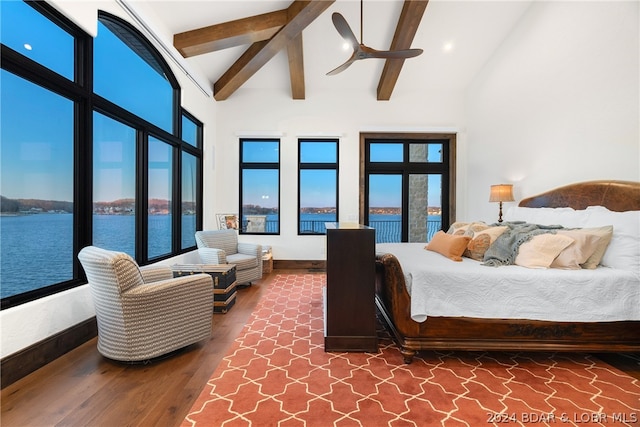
(182, 274, 640, 426)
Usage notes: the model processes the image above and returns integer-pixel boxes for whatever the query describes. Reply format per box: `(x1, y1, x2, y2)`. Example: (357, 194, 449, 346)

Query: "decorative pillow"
(446, 222, 470, 235)
(578, 225, 613, 269)
(550, 229, 602, 270)
(514, 233, 574, 269)
(447, 221, 489, 236)
(463, 225, 508, 261)
(425, 231, 471, 262)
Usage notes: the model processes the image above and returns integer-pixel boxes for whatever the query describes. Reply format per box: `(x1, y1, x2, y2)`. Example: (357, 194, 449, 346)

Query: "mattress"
(377, 243, 640, 323)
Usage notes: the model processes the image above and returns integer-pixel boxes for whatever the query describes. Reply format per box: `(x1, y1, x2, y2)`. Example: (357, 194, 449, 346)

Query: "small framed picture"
(216, 214, 239, 230)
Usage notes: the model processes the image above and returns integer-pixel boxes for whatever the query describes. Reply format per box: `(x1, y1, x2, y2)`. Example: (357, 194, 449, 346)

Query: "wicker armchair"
(78, 246, 213, 362)
(195, 229, 263, 285)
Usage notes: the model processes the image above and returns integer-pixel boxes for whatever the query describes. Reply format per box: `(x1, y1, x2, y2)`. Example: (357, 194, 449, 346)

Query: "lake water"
(0, 214, 195, 299)
(1, 213, 439, 299)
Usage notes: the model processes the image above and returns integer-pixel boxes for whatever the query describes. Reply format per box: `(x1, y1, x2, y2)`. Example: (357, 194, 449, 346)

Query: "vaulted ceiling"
(172, 0, 427, 101)
(141, 0, 533, 101)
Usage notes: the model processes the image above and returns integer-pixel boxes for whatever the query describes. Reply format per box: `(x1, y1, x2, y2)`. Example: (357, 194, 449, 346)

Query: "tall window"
(298, 139, 338, 235)
(180, 111, 202, 249)
(0, 2, 203, 309)
(0, 70, 75, 301)
(93, 112, 136, 255)
(239, 139, 280, 234)
(361, 133, 456, 243)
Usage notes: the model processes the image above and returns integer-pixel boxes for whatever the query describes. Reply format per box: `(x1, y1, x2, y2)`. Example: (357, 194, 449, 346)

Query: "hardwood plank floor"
(2, 269, 639, 427)
(1, 271, 283, 427)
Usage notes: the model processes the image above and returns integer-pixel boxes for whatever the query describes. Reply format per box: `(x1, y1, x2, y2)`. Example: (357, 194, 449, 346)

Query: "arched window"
(92, 12, 202, 261)
(95, 13, 176, 133)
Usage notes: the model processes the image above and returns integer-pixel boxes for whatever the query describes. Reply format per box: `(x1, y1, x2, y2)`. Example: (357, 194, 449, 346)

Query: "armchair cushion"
(227, 253, 259, 271)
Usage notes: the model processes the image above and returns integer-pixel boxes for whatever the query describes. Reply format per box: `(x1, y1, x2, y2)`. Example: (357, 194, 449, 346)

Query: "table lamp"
(489, 184, 514, 223)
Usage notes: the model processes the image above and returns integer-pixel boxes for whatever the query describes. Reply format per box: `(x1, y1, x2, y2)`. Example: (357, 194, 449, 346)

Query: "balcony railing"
(242, 218, 441, 242)
(368, 219, 441, 243)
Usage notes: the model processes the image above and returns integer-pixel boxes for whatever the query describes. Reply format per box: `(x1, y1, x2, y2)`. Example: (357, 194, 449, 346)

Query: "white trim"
(360, 126, 461, 133)
(235, 131, 285, 137)
(296, 132, 345, 139)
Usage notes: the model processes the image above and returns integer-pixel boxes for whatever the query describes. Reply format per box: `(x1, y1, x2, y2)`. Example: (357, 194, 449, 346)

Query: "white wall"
(212, 88, 466, 260)
(464, 1, 639, 223)
(0, 0, 217, 359)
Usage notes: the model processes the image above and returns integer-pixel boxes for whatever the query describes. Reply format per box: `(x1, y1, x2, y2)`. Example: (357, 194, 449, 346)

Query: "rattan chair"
(195, 229, 263, 285)
(78, 246, 213, 362)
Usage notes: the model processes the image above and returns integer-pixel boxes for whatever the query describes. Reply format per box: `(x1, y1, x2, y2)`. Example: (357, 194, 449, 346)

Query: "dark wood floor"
(2, 269, 639, 427)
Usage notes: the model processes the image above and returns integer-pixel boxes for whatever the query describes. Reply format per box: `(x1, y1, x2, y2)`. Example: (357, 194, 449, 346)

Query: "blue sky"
(1, 70, 74, 201)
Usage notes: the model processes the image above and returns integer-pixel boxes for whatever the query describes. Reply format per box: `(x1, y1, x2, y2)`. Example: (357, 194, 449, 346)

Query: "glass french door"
(363, 135, 453, 243)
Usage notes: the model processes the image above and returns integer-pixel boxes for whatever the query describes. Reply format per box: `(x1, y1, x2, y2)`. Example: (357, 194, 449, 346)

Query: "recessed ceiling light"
(342, 42, 350, 50)
(443, 41, 454, 53)
(24, 43, 33, 51)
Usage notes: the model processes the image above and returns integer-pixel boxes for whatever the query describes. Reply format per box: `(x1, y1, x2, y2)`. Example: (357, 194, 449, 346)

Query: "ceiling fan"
(326, 0, 423, 76)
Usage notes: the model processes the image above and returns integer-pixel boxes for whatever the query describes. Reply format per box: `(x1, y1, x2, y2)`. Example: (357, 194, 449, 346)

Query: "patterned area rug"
(182, 274, 640, 426)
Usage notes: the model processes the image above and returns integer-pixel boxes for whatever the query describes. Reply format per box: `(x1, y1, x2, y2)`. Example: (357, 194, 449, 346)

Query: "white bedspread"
(377, 243, 640, 323)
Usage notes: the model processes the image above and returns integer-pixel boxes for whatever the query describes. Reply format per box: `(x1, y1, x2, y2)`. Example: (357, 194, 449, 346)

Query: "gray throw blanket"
(483, 222, 564, 267)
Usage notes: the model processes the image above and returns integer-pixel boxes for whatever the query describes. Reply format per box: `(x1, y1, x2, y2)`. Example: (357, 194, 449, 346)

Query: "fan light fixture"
(489, 184, 515, 223)
(327, 0, 423, 75)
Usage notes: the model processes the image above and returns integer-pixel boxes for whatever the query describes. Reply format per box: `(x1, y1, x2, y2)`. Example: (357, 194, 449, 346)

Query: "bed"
(374, 180, 640, 363)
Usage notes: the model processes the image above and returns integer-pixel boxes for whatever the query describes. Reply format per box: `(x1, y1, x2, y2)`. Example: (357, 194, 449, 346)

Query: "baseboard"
(1, 317, 97, 389)
(273, 259, 326, 270)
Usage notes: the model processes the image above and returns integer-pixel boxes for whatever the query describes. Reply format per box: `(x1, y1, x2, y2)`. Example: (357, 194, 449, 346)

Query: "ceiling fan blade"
(331, 12, 359, 49)
(326, 57, 358, 76)
(365, 47, 424, 59)
(327, 6, 424, 76)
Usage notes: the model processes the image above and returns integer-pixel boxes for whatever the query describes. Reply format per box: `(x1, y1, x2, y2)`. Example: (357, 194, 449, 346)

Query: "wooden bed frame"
(374, 180, 640, 363)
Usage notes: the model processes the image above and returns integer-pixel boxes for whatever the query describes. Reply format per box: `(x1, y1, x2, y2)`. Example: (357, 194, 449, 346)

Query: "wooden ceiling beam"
(214, 0, 334, 101)
(377, 0, 429, 101)
(174, 9, 288, 57)
(287, 33, 305, 99)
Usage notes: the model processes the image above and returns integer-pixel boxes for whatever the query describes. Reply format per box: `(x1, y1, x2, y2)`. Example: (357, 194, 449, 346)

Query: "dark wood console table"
(324, 222, 377, 352)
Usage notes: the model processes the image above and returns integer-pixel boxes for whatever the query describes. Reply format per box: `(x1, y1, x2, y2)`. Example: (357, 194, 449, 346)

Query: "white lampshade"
(489, 184, 515, 203)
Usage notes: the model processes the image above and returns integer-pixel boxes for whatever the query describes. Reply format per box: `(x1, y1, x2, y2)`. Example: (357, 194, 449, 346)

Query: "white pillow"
(503, 206, 586, 228)
(582, 206, 640, 273)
